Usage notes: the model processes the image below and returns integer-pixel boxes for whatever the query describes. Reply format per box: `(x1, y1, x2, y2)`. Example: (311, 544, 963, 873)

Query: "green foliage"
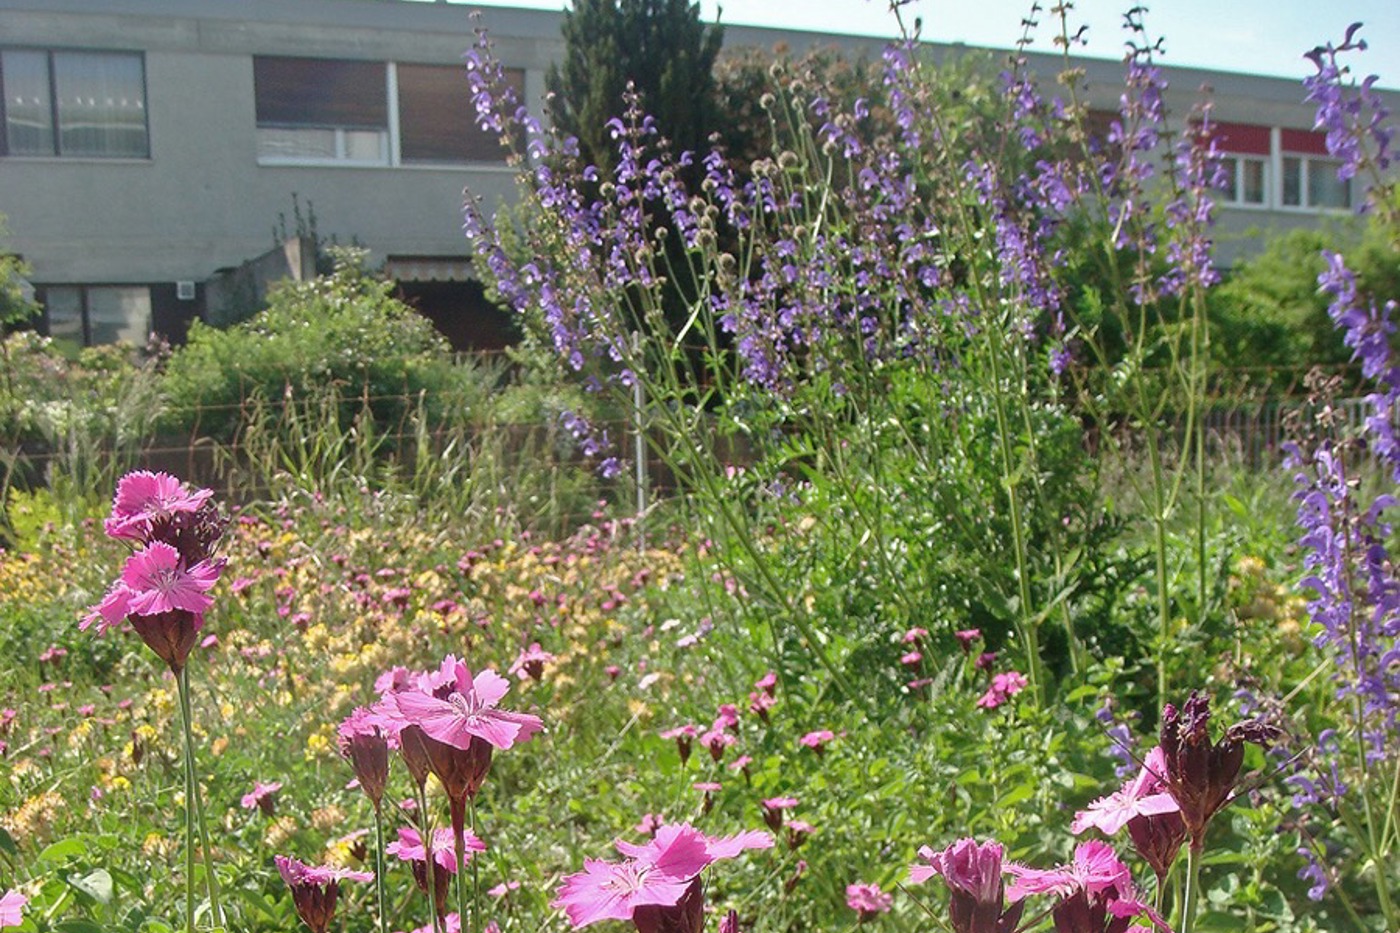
(160, 249, 470, 442)
(0, 212, 39, 331)
(1208, 219, 1400, 390)
(0, 334, 164, 539)
(546, 0, 724, 175)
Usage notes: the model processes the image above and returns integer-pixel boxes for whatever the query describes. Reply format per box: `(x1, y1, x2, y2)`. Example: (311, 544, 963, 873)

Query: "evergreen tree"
(546, 0, 724, 174)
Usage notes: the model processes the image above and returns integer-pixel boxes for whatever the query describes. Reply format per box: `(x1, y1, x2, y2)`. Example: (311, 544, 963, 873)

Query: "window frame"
(1278, 154, 1352, 213)
(1213, 153, 1271, 210)
(0, 46, 150, 160)
(252, 56, 521, 170)
(37, 283, 152, 349)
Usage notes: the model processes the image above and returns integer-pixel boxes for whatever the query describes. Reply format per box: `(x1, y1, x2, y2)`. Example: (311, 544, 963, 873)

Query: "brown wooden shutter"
(254, 57, 386, 129)
(398, 63, 523, 163)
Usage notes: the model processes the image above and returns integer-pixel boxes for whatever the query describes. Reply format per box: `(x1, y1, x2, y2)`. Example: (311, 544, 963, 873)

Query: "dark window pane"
(44, 285, 84, 349)
(3, 49, 55, 156)
(398, 63, 521, 163)
(1308, 158, 1350, 209)
(254, 57, 386, 129)
(1242, 159, 1266, 204)
(1282, 157, 1302, 207)
(87, 286, 150, 344)
(54, 51, 147, 157)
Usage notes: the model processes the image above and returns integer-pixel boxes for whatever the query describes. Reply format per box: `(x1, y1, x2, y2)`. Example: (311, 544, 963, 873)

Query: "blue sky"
(456, 0, 1400, 89)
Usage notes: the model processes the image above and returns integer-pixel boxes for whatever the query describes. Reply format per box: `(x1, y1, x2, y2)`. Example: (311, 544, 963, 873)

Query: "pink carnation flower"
(118, 541, 224, 618)
(0, 890, 27, 929)
(386, 826, 484, 874)
(241, 780, 282, 816)
(104, 470, 213, 542)
(508, 642, 556, 681)
(554, 823, 772, 929)
(338, 707, 392, 809)
(845, 882, 893, 921)
(385, 656, 542, 752)
(1007, 841, 1167, 932)
(909, 838, 1021, 933)
(799, 730, 835, 752)
(1007, 839, 1130, 902)
(1071, 746, 1180, 837)
(977, 670, 1029, 710)
(275, 855, 372, 933)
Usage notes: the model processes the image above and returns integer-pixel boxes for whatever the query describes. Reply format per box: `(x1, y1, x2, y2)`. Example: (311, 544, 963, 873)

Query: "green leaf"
(0, 826, 17, 857)
(69, 868, 114, 905)
(56, 921, 108, 933)
(38, 837, 89, 863)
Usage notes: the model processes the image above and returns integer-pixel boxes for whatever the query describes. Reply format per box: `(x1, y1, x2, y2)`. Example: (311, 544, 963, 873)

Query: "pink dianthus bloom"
(554, 823, 771, 930)
(976, 670, 1029, 710)
(104, 470, 213, 542)
(846, 882, 893, 921)
(909, 838, 1022, 933)
(386, 826, 484, 873)
(799, 730, 835, 752)
(241, 780, 282, 816)
(1007, 840, 1130, 902)
(1071, 746, 1180, 837)
(700, 729, 735, 762)
(1005, 840, 1167, 931)
(275, 855, 372, 933)
(0, 890, 26, 929)
(508, 642, 556, 681)
(338, 706, 392, 810)
(387, 656, 542, 752)
(118, 541, 224, 617)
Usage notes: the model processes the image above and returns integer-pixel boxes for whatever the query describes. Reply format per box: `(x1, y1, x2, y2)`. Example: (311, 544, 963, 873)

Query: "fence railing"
(1, 383, 1386, 533)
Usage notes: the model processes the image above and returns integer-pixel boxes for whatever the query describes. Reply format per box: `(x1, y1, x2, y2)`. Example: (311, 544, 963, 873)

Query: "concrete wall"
(0, 0, 550, 286)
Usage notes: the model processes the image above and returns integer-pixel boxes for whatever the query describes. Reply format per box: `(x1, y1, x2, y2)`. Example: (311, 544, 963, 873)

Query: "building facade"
(0, 0, 1391, 350)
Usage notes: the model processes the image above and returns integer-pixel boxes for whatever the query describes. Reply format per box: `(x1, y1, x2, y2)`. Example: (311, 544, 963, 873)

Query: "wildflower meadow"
(2, 5, 1399, 933)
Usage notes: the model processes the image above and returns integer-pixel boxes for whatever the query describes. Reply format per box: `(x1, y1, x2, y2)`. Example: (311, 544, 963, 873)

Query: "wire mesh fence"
(0, 360, 1385, 533)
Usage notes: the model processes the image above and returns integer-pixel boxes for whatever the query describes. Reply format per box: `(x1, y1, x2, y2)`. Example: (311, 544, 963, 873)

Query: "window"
(1281, 156, 1350, 210)
(254, 57, 389, 164)
(253, 56, 521, 166)
(41, 285, 150, 349)
(1, 49, 148, 158)
(397, 63, 521, 164)
(1280, 128, 1350, 211)
(1215, 156, 1268, 206)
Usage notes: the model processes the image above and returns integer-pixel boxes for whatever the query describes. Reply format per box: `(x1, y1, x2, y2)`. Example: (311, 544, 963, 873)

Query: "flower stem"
(415, 783, 445, 933)
(181, 687, 195, 933)
(469, 798, 481, 933)
(1181, 844, 1203, 933)
(374, 805, 389, 933)
(177, 666, 223, 929)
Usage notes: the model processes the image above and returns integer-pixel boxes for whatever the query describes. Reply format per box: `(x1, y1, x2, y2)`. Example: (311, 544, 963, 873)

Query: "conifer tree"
(546, 0, 724, 174)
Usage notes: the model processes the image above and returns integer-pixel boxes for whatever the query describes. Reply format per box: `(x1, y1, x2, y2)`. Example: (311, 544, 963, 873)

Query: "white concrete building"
(0, 0, 1389, 349)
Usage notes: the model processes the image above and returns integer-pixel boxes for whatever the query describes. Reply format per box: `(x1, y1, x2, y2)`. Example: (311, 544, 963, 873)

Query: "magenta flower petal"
(703, 828, 775, 860)
(119, 542, 221, 616)
(1007, 840, 1132, 902)
(388, 660, 542, 752)
(1072, 747, 1182, 836)
(82, 584, 135, 634)
(554, 857, 694, 928)
(0, 890, 27, 929)
(105, 471, 214, 541)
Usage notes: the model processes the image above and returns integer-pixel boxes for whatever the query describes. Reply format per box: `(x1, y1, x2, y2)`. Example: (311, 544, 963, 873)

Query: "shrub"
(160, 249, 473, 442)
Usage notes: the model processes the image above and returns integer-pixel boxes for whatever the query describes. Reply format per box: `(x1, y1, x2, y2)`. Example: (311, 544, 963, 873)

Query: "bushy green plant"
(0, 334, 164, 539)
(1207, 219, 1400, 391)
(160, 249, 473, 442)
